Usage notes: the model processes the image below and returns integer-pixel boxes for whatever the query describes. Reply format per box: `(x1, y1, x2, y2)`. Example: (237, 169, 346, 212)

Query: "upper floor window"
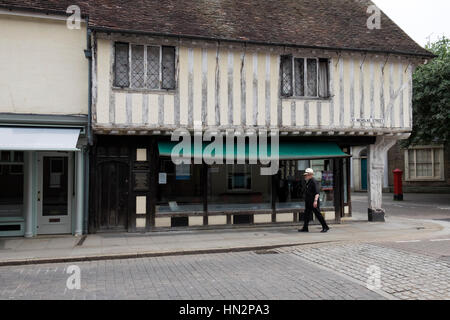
(405, 146, 445, 181)
(280, 55, 329, 98)
(114, 42, 176, 90)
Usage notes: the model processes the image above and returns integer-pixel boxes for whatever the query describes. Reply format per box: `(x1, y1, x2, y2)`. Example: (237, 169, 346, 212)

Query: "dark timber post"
(271, 173, 277, 223)
(333, 158, 344, 223)
(202, 163, 208, 226)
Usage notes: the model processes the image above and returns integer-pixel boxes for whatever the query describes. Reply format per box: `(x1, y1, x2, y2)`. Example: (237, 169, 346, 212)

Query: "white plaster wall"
(93, 37, 414, 132)
(0, 14, 88, 115)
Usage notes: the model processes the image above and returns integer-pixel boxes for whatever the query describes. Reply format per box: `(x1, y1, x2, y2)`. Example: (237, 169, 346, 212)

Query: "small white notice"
(159, 172, 167, 184)
(168, 201, 179, 211)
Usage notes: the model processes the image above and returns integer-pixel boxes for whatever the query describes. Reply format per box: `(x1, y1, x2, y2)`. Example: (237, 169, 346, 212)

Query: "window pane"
(294, 58, 305, 96)
(408, 150, 415, 178)
(280, 55, 293, 96)
(228, 164, 251, 190)
(43, 157, 68, 216)
(416, 149, 432, 177)
(318, 59, 329, 98)
(147, 46, 160, 89)
(0, 163, 24, 218)
(14, 152, 24, 163)
(114, 42, 130, 87)
(156, 160, 203, 213)
(209, 164, 271, 212)
(1, 151, 11, 162)
(276, 160, 334, 209)
(131, 45, 145, 88)
(306, 59, 318, 96)
(162, 46, 176, 89)
(434, 149, 441, 177)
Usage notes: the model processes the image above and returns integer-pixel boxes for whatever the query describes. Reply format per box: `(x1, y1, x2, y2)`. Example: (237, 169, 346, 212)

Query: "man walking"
(299, 168, 330, 233)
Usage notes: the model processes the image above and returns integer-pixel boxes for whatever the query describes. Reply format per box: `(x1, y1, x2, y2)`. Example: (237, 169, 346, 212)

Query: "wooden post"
(333, 158, 344, 223)
(148, 138, 157, 230)
(202, 163, 208, 226)
(346, 156, 352, 217)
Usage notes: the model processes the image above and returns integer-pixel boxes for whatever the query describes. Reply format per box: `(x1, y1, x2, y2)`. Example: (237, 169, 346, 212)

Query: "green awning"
(158, 141, 349, 161)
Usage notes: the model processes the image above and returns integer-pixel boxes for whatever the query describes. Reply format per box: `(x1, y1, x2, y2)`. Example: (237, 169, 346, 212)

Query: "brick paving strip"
(279, 242, 450, 300)
(0, 241, 336, 267)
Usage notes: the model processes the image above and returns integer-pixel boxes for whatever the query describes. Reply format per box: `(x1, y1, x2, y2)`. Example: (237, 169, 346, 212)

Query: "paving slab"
(0, 215, 448, 266)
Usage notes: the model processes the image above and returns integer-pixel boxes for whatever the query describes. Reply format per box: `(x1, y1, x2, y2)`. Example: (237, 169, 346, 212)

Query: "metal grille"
(318, 59, 329, 98)
(131, 45, 145, 88)
(114, 43, 129, 87)
(280, 55, 293, 97)
(306, 58, 318, 97)
(294, 58, 305, 96)
(147, 46, 160, 89)
(161, 46, 176, 89)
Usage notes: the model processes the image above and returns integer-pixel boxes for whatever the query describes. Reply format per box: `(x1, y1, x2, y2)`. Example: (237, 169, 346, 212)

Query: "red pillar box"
(393, 169, 403, 201)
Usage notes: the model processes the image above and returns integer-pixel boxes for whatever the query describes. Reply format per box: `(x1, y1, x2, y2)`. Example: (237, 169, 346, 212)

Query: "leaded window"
(162, 46, 176, 89)
(280, 56, 330, 98)
(280, 55, 293, 97)
(147, 46, 160, 89)
(114, 42, 130, 88)
(114, 42, 176, 90)
(131, 45, 145, 88)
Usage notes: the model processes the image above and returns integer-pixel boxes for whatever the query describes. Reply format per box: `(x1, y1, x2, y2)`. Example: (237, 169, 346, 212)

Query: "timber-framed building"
(0, 0, 434, 236)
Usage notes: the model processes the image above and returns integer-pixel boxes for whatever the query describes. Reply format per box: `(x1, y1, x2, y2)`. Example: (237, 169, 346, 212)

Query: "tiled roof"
(0, 0, 433, 57)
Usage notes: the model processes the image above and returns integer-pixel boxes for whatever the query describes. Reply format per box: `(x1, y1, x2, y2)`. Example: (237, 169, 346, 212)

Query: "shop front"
(0, 117, 88, 237)
(90, 135, 352, 232)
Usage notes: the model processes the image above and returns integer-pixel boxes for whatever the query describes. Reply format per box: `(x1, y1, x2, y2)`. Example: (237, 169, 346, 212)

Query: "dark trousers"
(302, 205, 328, 230)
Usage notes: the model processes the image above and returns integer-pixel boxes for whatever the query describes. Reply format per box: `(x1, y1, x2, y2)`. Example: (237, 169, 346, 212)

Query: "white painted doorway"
(37, 152, 73, 235)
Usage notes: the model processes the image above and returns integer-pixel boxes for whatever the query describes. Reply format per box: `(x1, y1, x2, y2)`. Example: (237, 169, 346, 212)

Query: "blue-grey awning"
(0, 127, 80, 151)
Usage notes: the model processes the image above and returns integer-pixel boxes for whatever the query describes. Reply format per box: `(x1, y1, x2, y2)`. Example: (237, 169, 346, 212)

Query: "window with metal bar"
(131, 45, 145, 88)
(280, 55, 293, 97)
(162, 46, 176, 89)
(147, 46, 160, 89)
(294, 58, 305, 96)
(280, 56, 329, 98)
(114, 42, 176, 90)
(114, 42, 130, 88)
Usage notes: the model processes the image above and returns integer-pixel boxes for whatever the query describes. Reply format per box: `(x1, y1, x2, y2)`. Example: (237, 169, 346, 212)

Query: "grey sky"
(373, 0, 450, 47)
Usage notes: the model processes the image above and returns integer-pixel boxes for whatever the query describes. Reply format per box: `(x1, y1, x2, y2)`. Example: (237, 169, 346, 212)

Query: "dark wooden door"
(97, 161, 129, 231)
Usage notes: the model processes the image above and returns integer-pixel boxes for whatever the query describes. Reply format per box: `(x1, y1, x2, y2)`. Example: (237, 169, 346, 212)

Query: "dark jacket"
(305, 178, 320, 208)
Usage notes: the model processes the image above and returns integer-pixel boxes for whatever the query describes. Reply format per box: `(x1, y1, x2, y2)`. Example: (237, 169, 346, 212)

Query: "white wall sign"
(158, 172, 167, 184)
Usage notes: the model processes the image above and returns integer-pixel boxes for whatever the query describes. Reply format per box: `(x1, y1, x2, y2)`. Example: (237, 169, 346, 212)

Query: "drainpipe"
(83, 17, 93, 234)
(84, 17, 93, 146)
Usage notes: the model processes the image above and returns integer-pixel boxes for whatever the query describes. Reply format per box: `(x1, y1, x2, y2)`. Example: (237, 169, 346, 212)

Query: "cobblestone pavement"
(352, 193, 450, 220)
(279, 242, 450, 300)
(373, 238, 450, 262)
(0, 250, 383, 300)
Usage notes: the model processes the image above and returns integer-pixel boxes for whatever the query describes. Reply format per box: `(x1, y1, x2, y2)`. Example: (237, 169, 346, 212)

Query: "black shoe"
(298, 229, 309, 233)
(321, 227, 330, 233)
